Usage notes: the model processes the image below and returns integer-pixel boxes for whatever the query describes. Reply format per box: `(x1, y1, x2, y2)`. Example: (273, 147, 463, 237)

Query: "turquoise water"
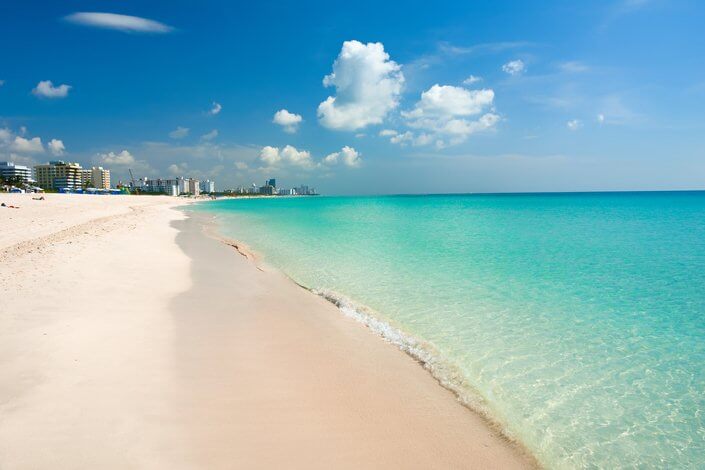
(192, 192, 705, 468)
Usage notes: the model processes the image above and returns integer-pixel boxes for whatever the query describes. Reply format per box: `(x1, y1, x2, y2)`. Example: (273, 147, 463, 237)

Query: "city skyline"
(1, 1, 705, 194)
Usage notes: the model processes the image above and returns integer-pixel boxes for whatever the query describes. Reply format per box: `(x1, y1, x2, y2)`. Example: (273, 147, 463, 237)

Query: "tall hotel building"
(34, 161, 83, 190)
(81, 167, 111, 189)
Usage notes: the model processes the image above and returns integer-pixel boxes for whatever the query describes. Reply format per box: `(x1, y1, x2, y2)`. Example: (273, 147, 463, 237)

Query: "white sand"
(0, 193, 534, 469)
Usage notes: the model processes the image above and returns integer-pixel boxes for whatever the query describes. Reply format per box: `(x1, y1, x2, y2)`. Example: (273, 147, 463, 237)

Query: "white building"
(188, 179, 200, 196)
(177, 177, 189, 195)
(0, 161, 34, 184)
(81, 166, 111, 189)
(200, 179, 215, 194)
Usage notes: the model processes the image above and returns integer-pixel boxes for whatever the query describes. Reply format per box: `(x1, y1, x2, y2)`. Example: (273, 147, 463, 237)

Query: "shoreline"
(0, 193, 535, 468)
(190, 208, 539, 468)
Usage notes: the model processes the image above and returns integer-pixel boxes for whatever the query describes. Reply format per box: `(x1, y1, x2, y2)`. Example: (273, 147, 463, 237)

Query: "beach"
(0, 193, 531, 469)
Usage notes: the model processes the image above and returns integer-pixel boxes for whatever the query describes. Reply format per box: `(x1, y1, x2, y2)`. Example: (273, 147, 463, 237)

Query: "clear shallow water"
(192, 192, 705, 468)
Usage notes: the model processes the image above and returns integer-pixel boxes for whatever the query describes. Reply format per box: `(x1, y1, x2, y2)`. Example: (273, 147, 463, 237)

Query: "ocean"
(191, 192, 705, 468)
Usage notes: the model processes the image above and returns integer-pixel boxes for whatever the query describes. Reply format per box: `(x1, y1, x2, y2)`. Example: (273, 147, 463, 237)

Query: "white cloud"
(0, 128, 12, 143)
(32, 80, 71, 98)
(380, 129, 434, 147)
(404, 84, 495, 118)
(234, 161, 248, 170)
(340, 146, 361, 167)
(48, 139, 66, 156)
(64, 12, 173, 33)
(463, 75, 482, 84)
(11, 136, 44, 154)
(391, 131, 414, 145)
(318, 40, 404, 131)
(597, 113, 606, 124)
(324, 146, 362, 168)
(413, 133, 434, 146)
(209, 102, 222, 115)
(559, 61, 590, 73)
(168, 163, 188, 175)
(400, 84, 499, 146)
(273, 109, 303, 133)
(201, 129, 218, 141)
(259, 146, 281, 166)
(280, 145, 314, 168)
(169, 126, 189, 139)
(259, 145, 314, 168)
(99, 150, 135, 165)
(567, 119, 582, 131)
(502, 59, 526, 76)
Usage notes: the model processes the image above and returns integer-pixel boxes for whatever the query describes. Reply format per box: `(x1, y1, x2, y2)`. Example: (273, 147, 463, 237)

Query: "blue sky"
(1, 0, 704, 194)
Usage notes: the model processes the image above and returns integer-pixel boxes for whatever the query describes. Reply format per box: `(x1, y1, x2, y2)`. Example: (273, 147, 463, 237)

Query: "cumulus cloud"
(463, 75, 482, 84)
(209, 102, 222, 115)
(323, 146, 362, 168)
(258, 144, 363, 170)
(273, 109, 303, 133)
(259, 146, 281, 166)
(502, 59, 526, 76)
(201, 129, 218, 141)
(282, 145, 314, 167)
(99, 150, 135, 165)
(48, 139, 66, 156)
(379, 129, 398, 137)
(169, 126, 189, 139)
(318, 40, 404, 131)
(11, 136, 44, 154)
(400, 84, 499, 147)
(567, 119, 582, 131)
(404, 84, 495, 118)
(64, 12, 173, 33)
(168, 163, 188, 175)
(258, 145, 315, 169)
(32, 80, 71, 98)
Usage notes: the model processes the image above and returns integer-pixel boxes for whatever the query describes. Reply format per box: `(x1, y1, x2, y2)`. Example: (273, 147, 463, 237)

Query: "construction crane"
(128, 169, 140, 194)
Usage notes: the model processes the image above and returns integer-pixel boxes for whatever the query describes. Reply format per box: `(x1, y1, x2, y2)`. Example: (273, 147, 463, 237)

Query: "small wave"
(202, 217, 536, 465)
(312, 288, 526, 451)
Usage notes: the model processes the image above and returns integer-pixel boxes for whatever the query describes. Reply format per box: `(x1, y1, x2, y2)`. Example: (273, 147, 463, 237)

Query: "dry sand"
(0, 193, 534, 469)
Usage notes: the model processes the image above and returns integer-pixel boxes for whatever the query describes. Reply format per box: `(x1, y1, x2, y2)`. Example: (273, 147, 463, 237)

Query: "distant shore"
(0, 193, 533, 469)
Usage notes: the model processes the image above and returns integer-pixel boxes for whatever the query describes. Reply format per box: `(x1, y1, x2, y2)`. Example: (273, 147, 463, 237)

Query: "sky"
(1, 0, 704, 194)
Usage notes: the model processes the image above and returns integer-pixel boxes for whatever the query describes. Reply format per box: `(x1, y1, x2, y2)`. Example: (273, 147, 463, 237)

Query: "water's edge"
(192, 210, 542, 468)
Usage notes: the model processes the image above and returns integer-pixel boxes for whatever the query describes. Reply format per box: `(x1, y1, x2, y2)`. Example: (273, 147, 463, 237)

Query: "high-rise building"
(0, 161, 34, 184)
(188, 179, 201, 196)
(259, 184, 275, 195)
(34, 161, 83, 189)
(268, 178, 276, 188)
(142, 178, 179, 195)
(81, 167, 111, 189)
(200, 179, 216, 194)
